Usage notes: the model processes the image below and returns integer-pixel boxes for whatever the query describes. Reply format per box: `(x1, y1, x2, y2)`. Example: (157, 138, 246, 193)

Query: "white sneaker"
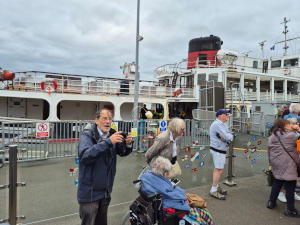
(278, 192, 287, 203)
(294, 192, 300, 201)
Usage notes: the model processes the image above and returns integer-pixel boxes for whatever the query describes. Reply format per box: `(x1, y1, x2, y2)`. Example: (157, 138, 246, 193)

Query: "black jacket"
(77, 124, 132, 203)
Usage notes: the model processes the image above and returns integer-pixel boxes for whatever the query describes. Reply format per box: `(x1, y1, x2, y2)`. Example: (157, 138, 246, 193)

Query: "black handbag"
(276, 135, 300, 177)
(264, 169, 274, 186)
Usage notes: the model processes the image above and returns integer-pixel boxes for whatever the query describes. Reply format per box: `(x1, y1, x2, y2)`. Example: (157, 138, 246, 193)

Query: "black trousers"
(79, 197, 111, 225)
(269, 178, 296, 211)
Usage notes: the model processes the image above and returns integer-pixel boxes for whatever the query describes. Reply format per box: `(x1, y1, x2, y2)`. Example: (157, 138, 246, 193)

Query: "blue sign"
(75, 157, 79, 165)
(160, 120, 167, 132)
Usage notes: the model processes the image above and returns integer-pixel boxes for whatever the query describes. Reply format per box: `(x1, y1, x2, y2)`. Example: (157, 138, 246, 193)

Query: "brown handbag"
(169, 160, 182, 178)
(186, 193, 207, 209)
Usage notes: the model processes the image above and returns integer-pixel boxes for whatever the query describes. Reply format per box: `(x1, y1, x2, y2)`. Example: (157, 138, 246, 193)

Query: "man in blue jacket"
(77, 109, 132, 225)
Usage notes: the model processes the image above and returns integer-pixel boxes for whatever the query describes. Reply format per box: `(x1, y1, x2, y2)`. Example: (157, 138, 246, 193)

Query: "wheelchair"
(120, 180, 198, 225)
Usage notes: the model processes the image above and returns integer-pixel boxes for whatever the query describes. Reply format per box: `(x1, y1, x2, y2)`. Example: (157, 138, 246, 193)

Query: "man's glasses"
(100, 117, 112, 121)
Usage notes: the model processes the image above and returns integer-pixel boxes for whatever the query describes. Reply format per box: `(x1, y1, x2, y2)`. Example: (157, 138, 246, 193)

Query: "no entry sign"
(36, 122, 50, 138)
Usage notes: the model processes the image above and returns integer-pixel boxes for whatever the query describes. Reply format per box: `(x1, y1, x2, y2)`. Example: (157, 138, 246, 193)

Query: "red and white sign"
(36, 122, 50, 138)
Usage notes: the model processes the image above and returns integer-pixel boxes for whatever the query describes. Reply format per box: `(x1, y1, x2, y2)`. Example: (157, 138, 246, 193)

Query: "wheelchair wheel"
(120, 211, 130, 225)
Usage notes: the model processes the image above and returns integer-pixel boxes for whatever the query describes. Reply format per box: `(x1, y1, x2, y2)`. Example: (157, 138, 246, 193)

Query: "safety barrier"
(0, 112, 276, 163)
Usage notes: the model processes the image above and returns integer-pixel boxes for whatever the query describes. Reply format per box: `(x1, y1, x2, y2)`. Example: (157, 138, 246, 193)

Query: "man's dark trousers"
(79, 197, 111, 225)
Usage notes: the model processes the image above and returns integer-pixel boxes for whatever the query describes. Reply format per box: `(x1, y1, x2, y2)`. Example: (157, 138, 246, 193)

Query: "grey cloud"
(0, 0, 300, 79)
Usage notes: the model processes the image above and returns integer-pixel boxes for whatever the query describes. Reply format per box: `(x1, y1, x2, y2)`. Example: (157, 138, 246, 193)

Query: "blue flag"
(270, 45, 275, 50)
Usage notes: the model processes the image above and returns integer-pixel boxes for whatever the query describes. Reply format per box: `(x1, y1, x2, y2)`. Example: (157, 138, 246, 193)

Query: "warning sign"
(111, 122, 118, 131)
(36, 122, 50, 138)
(131, 128, 137, 137)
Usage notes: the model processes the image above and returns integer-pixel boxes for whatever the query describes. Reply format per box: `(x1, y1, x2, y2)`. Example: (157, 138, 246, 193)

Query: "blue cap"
(216, 109, 230, 117)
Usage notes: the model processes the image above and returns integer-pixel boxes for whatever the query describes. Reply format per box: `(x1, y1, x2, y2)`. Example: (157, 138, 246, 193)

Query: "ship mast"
(282, 17, 290, 56)
(258, 40, 266, 58)
(275, 17, 300, 56)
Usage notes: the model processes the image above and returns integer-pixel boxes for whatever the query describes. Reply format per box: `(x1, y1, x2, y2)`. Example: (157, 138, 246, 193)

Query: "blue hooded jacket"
(140, 171, 190, 211)
(283, 113, 300, 124)
(77, 124, 132, 203)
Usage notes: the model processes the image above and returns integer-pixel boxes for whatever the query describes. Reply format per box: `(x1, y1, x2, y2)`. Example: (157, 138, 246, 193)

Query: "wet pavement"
(0, 133, 300, 225)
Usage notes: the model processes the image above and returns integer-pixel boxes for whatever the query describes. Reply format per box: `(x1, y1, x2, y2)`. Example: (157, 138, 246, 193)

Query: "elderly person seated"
(284, 103, 300, 124)
(140, 156, 190, 212)
(140, 156, 215, 225)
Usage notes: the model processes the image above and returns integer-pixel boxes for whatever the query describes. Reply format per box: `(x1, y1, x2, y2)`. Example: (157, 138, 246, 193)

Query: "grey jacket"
(268, 131, 300, 181)
(145, 130, 180, 164)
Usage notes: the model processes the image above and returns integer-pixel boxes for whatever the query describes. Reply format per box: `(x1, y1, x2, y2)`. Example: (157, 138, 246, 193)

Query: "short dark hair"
(273, 119, 289, 135)
(95, 108, 112, 119)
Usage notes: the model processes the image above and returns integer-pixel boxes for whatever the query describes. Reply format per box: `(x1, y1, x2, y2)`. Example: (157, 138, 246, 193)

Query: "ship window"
(271, 60, 281, 68)
(284, 58, 298, 67)
(198, 54, 207, 65)
(197, 73, 206, 83)
(253, 61, 258, 68)
(255, 106, 261, 112)
(209, 73, 218, 82)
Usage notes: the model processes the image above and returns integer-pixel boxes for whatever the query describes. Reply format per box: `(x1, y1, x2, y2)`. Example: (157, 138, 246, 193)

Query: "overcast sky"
(1, 0, 300, 80)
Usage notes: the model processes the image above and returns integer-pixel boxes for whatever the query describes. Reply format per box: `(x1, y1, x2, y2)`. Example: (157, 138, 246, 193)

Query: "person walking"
(140, 104, 148, 119)
(77, 109, 133, 225)
(267, 119, 300, 217)
(209, 109, 233, 200)
(145, 117, 185, 177)
(277, 118, 300, 203)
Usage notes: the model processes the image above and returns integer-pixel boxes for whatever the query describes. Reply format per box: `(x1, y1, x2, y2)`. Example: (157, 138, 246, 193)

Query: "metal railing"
(225, 89, 300, 102)
(1, 71, 195, 99)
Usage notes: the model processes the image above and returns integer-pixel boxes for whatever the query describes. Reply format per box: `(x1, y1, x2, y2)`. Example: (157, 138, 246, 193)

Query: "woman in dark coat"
(267, 119, 300, 217)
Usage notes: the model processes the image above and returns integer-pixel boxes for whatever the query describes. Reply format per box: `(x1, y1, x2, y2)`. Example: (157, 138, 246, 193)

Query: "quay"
(1, 133, 299, 225)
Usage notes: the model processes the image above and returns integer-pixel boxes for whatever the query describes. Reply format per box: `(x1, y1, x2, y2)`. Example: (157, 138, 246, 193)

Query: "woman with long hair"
(267, 119, 300, 217)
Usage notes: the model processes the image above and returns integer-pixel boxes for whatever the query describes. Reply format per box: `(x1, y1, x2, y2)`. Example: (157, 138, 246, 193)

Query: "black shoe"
(267, 200, 276, 209)
(284, 209, 300, 218)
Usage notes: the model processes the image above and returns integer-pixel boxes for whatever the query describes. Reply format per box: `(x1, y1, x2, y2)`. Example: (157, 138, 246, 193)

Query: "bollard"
(223, 135, 237, 186)
(9, 145, 18, 225)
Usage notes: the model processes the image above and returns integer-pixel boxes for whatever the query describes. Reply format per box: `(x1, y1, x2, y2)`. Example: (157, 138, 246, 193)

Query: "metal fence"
(0, 119, 213, 162)
(0, 112, 276, 162)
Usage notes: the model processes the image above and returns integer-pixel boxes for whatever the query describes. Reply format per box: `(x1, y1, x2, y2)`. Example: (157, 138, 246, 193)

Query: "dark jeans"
(79, 197, 111, 225)
(269, 178, 296, 211)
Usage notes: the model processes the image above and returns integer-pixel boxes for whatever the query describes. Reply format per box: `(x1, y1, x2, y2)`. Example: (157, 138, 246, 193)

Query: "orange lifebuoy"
(173, 88, 183, 97)
(41, 80, 57, 94)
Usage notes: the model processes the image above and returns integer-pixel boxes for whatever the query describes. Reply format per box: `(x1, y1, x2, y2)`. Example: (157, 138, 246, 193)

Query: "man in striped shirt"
(209, 109, 233, 200)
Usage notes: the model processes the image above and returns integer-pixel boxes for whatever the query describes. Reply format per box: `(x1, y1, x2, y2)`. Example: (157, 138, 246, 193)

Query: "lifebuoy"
(173, 88, 183, 97)
(41, 80, 57, 93)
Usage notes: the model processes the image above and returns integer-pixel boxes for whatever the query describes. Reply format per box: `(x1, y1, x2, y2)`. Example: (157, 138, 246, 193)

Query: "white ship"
(1, 18, 300, 121)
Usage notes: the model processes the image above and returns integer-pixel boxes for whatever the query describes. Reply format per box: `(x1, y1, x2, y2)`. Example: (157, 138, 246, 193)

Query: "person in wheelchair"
(139, 156, 214, 225)
(141, 156, 190, 212)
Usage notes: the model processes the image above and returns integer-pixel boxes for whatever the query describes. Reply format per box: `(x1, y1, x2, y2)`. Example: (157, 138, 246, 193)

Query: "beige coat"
(268, 131, 300, 181)
(145, 130, 180, 164)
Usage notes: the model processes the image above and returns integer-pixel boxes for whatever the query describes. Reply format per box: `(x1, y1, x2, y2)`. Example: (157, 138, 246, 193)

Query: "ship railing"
(8, 72, 196, 99)
(225, 89, 300, 102)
